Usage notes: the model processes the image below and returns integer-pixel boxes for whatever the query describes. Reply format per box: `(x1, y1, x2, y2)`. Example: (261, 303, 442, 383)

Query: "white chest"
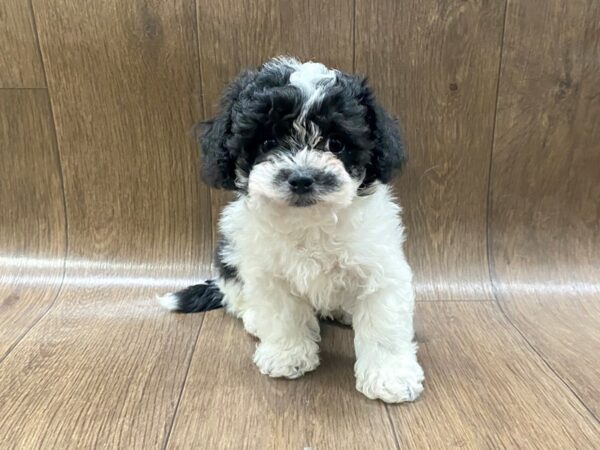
(221, 185, 402, 312)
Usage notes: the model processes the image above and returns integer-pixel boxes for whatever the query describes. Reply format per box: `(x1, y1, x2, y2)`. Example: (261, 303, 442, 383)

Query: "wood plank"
(500, 298, 600, 418)
(0, 90, 65, 359)
(389, 302, 600, 448)
(355, 0, 505, 300)
(279, 0, 354, 72)
(0, 0, 45, 87)
(490, 0, 600, 416)
(0, 285, 202, 448)
(196, 0, 280, 117)
(490, 0, 600, 300)
(33, 0, 212, 266)
(166, 312, 397, 450)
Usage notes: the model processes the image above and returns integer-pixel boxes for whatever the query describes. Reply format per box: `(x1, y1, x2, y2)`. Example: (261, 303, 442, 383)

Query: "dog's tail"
(158, 279, 224, 313)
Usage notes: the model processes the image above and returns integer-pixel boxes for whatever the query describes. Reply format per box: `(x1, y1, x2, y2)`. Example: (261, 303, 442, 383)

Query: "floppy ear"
(356, 78, 406, 186)
(197, 70, 257, 190)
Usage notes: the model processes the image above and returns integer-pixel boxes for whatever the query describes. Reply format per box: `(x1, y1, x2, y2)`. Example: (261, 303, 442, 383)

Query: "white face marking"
(247, 148, 358, 209)
(289, 61, 337, 115)
(265, 57, 338, 118)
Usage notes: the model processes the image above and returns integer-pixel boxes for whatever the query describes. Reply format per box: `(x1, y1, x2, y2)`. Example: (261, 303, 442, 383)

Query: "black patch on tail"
(173, 280, 223, 313)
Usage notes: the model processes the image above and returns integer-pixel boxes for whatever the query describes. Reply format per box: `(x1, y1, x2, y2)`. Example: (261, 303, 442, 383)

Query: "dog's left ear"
(355, 78, 406, 186)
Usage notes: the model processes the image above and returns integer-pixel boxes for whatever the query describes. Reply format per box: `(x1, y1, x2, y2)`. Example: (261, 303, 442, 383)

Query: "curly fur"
(159, 57, 423, 403)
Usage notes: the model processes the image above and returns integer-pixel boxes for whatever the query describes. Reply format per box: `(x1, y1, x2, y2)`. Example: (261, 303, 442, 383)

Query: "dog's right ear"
(196, 70, 258, 190)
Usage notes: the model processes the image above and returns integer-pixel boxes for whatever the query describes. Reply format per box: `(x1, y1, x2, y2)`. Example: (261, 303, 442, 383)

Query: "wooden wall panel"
(490, 0, 600, 299)
(0, 0, 45, 87)
(196, 0, 279, 117)
(33, 0, 212, 273)
(355, 0, 506, 300)
(0, 90, 65, 359)
(279, 0, 354, 72)
(490, 0, 600, 416)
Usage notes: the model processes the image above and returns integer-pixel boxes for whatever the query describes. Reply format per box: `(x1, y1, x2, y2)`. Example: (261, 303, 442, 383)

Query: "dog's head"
(198, 57, 405, 209)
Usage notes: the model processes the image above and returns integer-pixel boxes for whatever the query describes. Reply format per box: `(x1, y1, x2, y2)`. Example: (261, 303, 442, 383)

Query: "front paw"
(253, 340, 319, 379)
(355, 358, 424, 403)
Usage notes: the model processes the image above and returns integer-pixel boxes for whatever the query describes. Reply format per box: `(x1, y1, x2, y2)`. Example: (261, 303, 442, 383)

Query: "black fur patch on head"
(197, 58, 406, 192)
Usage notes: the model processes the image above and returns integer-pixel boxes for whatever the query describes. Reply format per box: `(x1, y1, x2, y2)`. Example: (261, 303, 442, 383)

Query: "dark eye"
(328, 138, 344, 153)
(262, 139, 278, 151)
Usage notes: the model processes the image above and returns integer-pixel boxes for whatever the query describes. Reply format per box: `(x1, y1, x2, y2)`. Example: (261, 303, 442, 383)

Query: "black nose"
(288, 173, 314, 194)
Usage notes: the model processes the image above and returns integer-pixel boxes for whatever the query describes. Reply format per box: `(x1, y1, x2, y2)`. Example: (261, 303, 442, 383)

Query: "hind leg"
(217, 278, 258, 337)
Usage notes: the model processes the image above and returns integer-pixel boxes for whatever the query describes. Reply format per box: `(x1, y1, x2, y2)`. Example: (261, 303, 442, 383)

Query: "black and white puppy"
(160, 57, 424, 403)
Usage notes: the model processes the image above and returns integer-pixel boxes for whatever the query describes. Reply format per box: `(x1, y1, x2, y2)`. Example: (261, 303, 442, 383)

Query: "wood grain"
(166, 303, 600, 449)
(0, 0, 45, 87)
(389, 302, 600, 449)
(279, 0, 354, 72)
(166, 312, 397, 450)
(197, 0, 279, 117)
(0, 285, 202, 449)
(0, 1, 213, 447)
(0, 90, 65, 359)
(33, 0, 212, 269)
(490, 0, 600, 298)
(355, 0, 505, 300)
(490, 0, 600, 419)
(500, 298, 600, 418)
(197, 0, 354, 114)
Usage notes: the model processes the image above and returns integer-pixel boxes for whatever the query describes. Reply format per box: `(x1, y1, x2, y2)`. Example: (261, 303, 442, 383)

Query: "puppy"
(160, 57, 424, 403)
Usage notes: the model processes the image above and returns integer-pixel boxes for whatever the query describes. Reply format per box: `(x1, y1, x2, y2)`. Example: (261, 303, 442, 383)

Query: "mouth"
(288, 193, 319, 207)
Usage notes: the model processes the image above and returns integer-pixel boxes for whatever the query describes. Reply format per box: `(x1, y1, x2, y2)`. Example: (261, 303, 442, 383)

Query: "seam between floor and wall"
(484, 0, 508, 290)
(484, 0, 600, 426)
(0, 1, 70, 366)
(0, 84, 68, 364)
(29, 0, 70, 283)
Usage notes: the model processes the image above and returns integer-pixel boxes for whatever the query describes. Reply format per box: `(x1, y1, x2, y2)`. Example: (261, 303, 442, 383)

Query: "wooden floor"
(0, 285, 599, 449)
(1, 0, 599, 448)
